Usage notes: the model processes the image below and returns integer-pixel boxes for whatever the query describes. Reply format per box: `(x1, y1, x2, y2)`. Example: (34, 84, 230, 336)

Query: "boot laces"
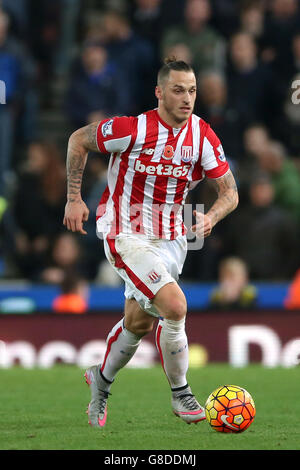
(177, 393, 199, 411)
(99, 390, 110, 414)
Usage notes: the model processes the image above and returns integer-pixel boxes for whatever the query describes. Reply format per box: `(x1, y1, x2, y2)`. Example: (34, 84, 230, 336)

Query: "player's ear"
(155, 85, 163, 100)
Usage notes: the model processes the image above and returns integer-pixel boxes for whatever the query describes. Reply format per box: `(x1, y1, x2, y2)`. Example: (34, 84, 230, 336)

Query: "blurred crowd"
(0, 0, 300, 305)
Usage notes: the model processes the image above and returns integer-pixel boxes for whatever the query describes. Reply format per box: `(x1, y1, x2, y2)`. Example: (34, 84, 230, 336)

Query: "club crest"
(147, 270, 161, 284)
(181, 146, 192, 162)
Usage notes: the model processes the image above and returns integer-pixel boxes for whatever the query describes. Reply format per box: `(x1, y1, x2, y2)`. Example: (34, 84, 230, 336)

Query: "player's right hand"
(63, 199, 89, 235)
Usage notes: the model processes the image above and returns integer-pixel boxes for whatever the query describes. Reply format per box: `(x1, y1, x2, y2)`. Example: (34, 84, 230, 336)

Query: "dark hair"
(103, 8, 129, 25)
(157, 57, 194, 85)
(60, 269, 82, 294)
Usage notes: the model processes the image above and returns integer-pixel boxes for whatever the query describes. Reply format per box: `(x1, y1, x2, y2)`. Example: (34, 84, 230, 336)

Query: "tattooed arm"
(63, 122, 99, 234)
(206, 170, 239, 226)
(192, 170, 239, 238)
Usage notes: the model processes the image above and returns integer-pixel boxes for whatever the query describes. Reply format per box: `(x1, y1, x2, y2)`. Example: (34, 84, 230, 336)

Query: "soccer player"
(63, 58, 238, 428)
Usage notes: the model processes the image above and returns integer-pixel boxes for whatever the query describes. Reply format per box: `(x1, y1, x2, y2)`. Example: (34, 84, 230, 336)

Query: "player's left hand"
(191, 210, 213, 238)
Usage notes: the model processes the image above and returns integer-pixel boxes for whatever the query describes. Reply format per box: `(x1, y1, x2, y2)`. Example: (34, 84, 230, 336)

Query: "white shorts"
(103, 233, 187, 317)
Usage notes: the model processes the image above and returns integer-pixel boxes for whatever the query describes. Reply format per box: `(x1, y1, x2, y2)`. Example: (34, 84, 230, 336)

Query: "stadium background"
(0, 0, 300, 368)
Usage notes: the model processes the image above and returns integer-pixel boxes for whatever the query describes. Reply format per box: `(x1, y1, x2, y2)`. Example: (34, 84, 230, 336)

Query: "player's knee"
(154, 284, 187, 321)
(164, 297, 187, 321)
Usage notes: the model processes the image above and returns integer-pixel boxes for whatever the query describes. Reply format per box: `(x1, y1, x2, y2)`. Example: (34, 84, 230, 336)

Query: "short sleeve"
(96, 116, 135, 154)
(201, 124, 229, 179)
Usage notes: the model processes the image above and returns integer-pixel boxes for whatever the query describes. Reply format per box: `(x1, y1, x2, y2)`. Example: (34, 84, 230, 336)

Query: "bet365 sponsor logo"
(291, 79, 300, 104)
(135, 159, 190, 178)
(0, 80, 6, 104)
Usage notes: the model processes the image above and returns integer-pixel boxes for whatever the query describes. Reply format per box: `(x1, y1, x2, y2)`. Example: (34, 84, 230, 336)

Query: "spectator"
(239, 1, 265, 43)
(83, 11, 106, 44)
(1, 0, 29, 39)
(226, 31, 274, 130)
(0, 8, 38, 196)
(291, 34, 300, 77)
(243, 122, 270, 158)
(52, 270, 88, 314)
(41, 232, 85, 284)
(154, 0, 186, 29)
(263, 33, 300, 142)
(65, 41, 130, 130)
(14, 141, 66, 239)
(11, 141, 66, 279)
(196, 69, 243, 160)
(0, 195, 8, 273)
(130, 0, 163, 58)
(236, 122, 270, 196)
(261, 0, 300, 75)
(160, 0, 226, 75)
(209, 257, 257, 310)
(54, 0, 82, 77)
(80, 154, 108, 280)
(210, 0, 240, 39)
(223, 174, 299, 280)
(254, 140, 300, 223)
(26, 0, 61, 83)
(162, 42, 194, 67)
(101, 9, 156, 113)
(130, 0, 185, 46)
(274, 32, 300, 155)
(284, 268, 300, 309)
(96, 258, 123, 286)
(280, 72, 300, 157)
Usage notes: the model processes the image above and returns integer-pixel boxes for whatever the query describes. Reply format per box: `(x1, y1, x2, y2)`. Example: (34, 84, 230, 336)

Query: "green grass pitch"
(0, 364, 299, 450)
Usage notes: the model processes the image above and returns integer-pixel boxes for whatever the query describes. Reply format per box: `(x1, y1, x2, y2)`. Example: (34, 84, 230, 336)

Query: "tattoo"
(84, 122, 99, 153)
(206, 170, 238, 226)
(211, 170, 238, 195)
(66, 122, 99, 202)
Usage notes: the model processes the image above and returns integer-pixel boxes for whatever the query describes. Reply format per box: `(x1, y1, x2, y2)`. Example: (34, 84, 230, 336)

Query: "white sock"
(100, 318, 141, 385)
(155, 317, 189, 389)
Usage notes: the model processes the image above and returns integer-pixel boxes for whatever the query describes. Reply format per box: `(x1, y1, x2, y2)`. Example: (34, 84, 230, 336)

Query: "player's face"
(157, 70, 197, 126)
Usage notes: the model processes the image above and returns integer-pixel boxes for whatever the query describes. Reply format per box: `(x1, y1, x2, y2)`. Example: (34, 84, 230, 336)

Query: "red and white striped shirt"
(96, 109, 229, 239)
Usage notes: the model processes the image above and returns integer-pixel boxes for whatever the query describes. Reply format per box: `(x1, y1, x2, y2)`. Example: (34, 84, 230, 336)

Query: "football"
(205, 385, 256, 433)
